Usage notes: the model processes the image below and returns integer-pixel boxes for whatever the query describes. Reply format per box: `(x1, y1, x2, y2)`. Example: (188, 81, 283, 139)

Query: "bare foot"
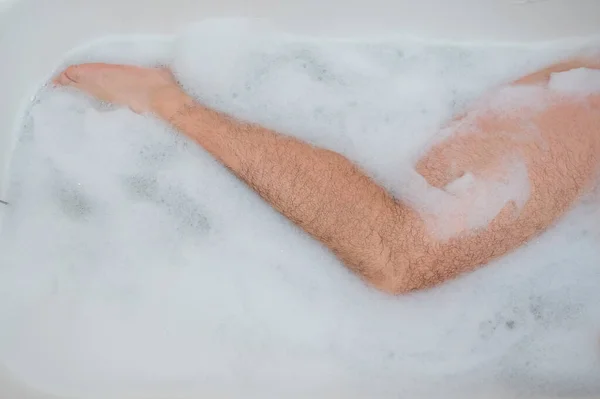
(53, 63, 184, 114)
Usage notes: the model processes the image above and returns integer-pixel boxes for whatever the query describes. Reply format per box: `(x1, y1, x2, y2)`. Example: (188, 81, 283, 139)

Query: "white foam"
(549, 67, 600, 95)
(0, 18, 599, 399)
(417, 155, 531, 239)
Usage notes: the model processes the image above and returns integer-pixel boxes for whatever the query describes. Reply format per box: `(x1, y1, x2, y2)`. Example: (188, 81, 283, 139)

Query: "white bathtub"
(1, 0, 600, 398)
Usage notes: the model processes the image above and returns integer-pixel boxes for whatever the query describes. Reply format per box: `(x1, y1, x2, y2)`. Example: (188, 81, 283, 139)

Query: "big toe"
(53, 65, 83, 86)
(64, 65, 84, 83)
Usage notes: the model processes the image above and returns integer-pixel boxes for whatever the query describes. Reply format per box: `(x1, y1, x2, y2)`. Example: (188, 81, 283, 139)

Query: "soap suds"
(549, 67, 600, 95)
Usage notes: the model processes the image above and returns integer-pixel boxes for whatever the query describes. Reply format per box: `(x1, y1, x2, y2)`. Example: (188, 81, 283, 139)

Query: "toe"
(64, 65, 83, 83)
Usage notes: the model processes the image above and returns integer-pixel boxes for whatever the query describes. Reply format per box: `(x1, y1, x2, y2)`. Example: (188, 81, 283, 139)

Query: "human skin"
(53, 59, 600, 294)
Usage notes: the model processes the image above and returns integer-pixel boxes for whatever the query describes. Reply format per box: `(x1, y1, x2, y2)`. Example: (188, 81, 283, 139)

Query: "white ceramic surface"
(1, 0, 600, 397)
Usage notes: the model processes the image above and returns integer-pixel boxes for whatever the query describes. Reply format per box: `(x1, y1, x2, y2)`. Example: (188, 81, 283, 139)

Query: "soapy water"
(0, 18, 600, 398)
